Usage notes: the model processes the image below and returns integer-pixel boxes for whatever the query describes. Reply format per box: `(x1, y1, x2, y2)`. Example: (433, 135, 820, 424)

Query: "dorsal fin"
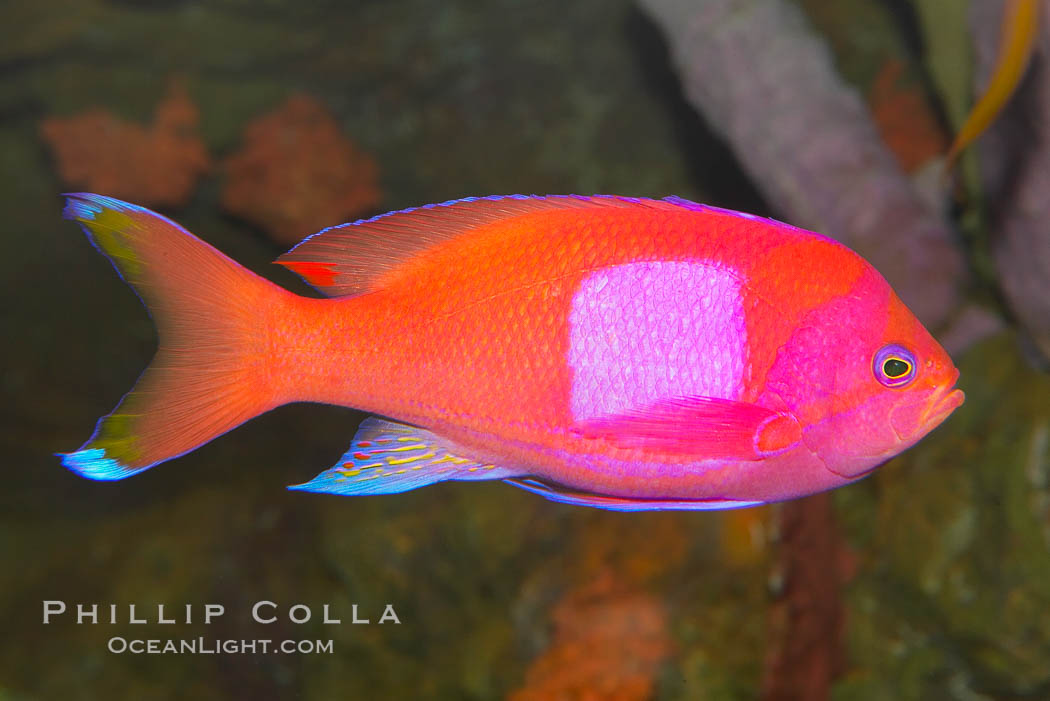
(274, 194, 681, 297)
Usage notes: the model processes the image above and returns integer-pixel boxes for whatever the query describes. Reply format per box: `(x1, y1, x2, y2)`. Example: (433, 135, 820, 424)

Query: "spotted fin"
(289, 417, 524, 496)
(574, 396, 802, 460)
(505, 478, 763, 512)
(275, 194, 682, 296)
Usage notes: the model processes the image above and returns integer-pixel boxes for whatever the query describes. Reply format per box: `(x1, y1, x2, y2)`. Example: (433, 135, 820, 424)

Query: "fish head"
(763, 269, 964, 480)
(874, 292, 965, 450)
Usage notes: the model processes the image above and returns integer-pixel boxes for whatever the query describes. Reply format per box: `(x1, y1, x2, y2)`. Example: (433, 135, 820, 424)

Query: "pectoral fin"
(573, 396, 802, 460)
(289, 417, 523, 496)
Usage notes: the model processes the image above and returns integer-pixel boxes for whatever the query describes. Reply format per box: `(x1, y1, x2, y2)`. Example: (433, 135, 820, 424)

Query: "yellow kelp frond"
(946, 0, 1040, 169)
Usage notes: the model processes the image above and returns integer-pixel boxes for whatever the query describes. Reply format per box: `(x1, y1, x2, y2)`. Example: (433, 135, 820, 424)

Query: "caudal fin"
(61, 194, 287, 480)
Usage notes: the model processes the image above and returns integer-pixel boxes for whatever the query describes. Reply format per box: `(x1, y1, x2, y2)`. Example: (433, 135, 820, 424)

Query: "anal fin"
(289, 417, 523, 496)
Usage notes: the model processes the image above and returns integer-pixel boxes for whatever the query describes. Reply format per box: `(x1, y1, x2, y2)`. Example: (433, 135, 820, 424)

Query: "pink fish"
(60, 193, 964, 510)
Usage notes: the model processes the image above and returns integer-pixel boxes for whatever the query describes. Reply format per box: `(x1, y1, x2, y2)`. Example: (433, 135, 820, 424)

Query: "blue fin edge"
(504, 478, 765, 512)
(58, 448, 150, 481)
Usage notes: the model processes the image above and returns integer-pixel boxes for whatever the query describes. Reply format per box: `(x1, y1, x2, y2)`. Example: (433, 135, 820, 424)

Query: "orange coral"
(221, 94, 381, 245)
(869, 58, 949, 173)
(510, 573, 672, 701)
(39, 80, 210, 207)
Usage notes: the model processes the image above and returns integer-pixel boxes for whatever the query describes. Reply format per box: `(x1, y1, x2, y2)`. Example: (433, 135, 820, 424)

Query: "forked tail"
(60, 194, 290, 479)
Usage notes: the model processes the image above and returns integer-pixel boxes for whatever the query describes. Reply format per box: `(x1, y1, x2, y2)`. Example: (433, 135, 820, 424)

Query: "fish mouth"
(889, 372, 964, 443)
(921, 366, 965, 430)
(920, 385, 965, 430)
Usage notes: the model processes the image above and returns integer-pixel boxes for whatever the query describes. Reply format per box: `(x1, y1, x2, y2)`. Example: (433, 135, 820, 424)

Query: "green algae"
(912, 0, 974, 130)
(791, 0, 913, 90)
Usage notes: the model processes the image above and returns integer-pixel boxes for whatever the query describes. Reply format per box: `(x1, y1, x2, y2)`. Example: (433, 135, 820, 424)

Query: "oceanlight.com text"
(107, 637, 334, 655)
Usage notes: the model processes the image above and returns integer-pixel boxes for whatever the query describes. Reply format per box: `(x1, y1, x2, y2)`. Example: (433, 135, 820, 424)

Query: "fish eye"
(873, 345, 917, 388)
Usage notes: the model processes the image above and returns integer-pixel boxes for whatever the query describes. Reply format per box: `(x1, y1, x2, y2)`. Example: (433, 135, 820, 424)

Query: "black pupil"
(884, 358, 910, 378)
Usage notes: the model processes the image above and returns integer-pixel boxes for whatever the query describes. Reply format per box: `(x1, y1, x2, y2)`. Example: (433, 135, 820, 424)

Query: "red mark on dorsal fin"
(277, 260, 338, 288)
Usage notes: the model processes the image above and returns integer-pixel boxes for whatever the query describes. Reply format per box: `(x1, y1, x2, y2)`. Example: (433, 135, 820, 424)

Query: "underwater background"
(2, 0, 1049, 699)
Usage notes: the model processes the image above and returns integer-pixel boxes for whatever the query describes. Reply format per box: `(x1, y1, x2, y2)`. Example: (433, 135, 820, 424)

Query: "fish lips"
(890, 382, 965, 443)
